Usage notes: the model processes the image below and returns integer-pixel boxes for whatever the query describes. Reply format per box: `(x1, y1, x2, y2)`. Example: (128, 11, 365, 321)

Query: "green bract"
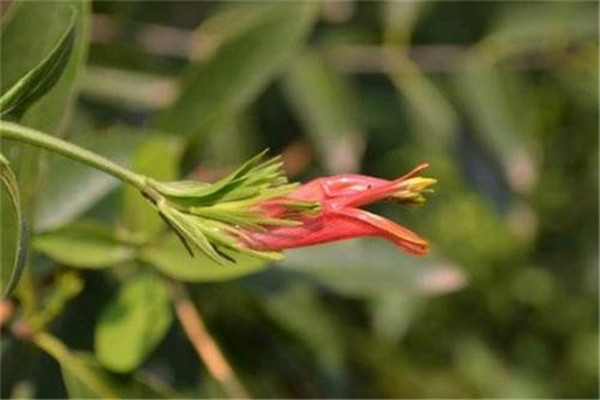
(144, 150, 320, 264)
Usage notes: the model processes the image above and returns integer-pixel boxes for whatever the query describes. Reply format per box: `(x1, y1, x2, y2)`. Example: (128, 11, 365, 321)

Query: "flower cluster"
(142, 151, 435, 264)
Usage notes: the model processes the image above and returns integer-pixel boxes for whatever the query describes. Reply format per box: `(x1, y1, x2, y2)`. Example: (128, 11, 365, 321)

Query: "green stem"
(0, 120, 146, 190)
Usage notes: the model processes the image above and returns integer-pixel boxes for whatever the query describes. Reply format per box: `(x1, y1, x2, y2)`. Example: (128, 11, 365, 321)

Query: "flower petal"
(335, 208, 429, 255)
(245, 207, 428, 256)
(333, 164, 431, 208)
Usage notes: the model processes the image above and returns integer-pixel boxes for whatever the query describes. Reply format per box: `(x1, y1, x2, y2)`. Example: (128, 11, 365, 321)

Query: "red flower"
(244, 164, 436, 256)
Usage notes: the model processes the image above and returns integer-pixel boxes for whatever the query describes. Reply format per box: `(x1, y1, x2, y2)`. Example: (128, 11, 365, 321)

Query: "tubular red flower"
(243, 164, 435, 256)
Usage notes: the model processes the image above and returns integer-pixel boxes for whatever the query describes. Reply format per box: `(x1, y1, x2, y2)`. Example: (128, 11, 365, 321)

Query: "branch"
(169, 282, 249, 399)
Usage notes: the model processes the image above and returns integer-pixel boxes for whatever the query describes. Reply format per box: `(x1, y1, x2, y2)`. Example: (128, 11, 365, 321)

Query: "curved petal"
(335, 208, 429, 255)
(245, 207, 429, 256)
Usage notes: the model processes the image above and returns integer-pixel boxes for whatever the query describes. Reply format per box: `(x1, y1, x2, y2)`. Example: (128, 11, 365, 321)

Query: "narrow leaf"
(283, 51, 365, 173)
(1, 0, 90, 134)
(382, 2, 458, 143)
(0, 9, 76, 119)
(156, 2, 318, 142)
(1, 1, 90, 265)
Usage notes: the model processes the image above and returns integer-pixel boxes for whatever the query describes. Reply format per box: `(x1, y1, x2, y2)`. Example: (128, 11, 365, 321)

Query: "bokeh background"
(1, 1, 598, 398)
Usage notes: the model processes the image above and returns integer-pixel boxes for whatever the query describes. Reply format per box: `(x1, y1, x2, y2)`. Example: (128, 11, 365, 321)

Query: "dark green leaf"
(141, 235, 266, 282)
(34, 221, 134, 269)
(1, 0, 90, 250)
(382, 2, 458, 143)
(0, 154, 28, 297)
(156, 2, 318, 141)
(95, 272, 173, 373)
(1, 0, 90, 135)
(382, 1, 427, 44)
(283, 51, 365, 173)
(490, 2, 597, 48)
(0, 8, 76, 119)
(455, 59, 535, 192)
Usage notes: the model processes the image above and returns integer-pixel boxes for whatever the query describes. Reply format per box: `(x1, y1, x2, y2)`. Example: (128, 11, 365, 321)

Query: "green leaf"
(452, 3, 598, 195)
(34, 333, 173, 398)
(1, 0, 90, 135)
(141, 235, 267, 282)
(156, 2, 318, 141)
(382, 1, 428, 45)
(388, 57, 458, 142)
(455, 59, 535, 192)
(283, 51, 365, 173)
(34, 221, 134, 269)
(36, 126, 145, 231)
(381, 2, 458, 143)
(0, 8, 76, 119)
(122, 135, 185, 239)
(489, 2, 597, 53)
(95, 272, 173, 373)
(277, 240, 466, 298)
(0, 154, 27, 297)
(191, 2, 286, 60)
(1, 0, 90, 242)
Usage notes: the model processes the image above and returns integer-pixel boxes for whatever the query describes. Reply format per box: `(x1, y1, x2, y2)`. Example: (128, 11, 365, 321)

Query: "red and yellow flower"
(243, 164, 436, 256)
(149, 151, 435, 263)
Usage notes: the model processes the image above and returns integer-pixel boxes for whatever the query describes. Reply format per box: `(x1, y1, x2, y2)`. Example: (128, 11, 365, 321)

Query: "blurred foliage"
(1, 1, 598, 398)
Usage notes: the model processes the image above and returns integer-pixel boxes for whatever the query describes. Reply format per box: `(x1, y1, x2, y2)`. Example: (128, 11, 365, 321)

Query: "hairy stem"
(170, 282, 250, 399)
(0, 120, 145, 190)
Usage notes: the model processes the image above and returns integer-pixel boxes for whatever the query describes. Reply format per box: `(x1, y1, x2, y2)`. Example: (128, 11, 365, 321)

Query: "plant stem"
(0, 120, 146, 190)
(33, 331, 120, 398)
(170, 282, 250, 399)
